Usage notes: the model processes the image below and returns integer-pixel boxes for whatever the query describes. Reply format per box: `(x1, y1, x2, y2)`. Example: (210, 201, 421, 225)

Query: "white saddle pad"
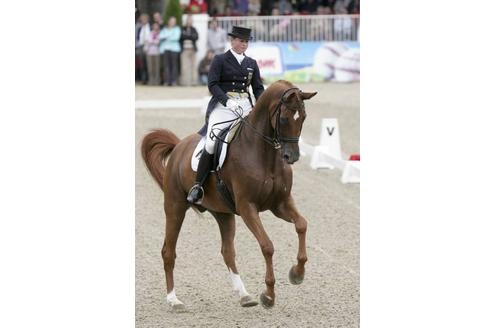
(191, 122, 241, 172)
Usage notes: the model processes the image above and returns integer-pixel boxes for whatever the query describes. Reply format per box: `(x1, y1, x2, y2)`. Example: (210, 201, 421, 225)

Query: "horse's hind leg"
(272, 196, 308, 285)
(238, 203, 276, 308)
(210, 211, 258, 307)
(162, 199, 188, 310)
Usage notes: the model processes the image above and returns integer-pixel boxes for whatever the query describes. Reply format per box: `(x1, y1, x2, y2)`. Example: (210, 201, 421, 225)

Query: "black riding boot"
(187, 150, 214, 204)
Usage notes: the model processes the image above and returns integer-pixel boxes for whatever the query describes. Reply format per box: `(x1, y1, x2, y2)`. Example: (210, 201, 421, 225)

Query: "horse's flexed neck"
(243, 80, 317, 164)
(247, 80, 294, 124)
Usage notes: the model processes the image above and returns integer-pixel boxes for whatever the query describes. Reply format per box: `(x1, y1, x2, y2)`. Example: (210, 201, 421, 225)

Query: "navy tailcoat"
(198, 50, 265, 136)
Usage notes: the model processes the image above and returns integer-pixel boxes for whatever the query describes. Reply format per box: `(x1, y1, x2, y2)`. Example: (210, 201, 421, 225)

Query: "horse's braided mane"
(254, 80, 294, 113)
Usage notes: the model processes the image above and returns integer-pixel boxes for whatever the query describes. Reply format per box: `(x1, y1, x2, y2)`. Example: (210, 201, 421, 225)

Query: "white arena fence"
(212, 15, 360, 42)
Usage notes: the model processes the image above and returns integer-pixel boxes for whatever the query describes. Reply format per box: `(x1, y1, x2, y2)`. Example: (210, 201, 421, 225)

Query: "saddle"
(191, 121, 242, 213)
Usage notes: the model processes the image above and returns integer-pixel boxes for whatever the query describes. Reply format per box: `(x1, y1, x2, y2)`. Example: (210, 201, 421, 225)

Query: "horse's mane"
(253, 80, 294, 114)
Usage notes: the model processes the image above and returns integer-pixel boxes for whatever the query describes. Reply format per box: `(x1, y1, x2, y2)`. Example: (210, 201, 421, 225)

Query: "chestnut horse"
(141, 80, 317, 310)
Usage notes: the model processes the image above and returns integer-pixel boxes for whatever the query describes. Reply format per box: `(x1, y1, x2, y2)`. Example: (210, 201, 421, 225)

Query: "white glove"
(226, 99, 241, 110)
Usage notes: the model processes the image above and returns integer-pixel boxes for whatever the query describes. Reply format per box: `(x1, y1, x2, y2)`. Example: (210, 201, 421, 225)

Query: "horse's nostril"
(283, 154, 290, 160)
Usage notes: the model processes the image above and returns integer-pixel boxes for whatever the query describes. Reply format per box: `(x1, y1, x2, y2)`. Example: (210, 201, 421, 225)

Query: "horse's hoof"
(240, 295, 258, 307)
(289, 265, 304, 285)
(168, 301, 187, 312)
(260, 292, 274, 308)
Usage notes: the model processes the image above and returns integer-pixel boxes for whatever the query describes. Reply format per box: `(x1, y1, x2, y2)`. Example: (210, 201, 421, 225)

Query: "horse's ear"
(301, 91, 317, 100)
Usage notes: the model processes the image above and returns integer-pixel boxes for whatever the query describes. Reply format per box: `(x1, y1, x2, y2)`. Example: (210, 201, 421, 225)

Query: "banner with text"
(245, 41, 360, 83)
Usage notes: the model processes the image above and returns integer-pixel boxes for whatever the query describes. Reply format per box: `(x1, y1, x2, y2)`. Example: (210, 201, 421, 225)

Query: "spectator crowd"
(135, 0, 359, 86)
(208, 0, 360, 16)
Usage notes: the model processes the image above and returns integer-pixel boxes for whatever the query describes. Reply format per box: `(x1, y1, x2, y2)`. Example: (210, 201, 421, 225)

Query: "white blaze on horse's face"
(278, 92, 305, 164)
(272, 88, 317, 164)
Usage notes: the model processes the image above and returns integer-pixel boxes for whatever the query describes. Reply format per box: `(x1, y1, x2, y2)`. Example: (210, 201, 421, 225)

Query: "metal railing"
(212, 15, 360, 42)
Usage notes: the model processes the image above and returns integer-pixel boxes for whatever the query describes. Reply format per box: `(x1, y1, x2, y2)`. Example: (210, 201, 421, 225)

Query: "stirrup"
(187, 184, 204, 204)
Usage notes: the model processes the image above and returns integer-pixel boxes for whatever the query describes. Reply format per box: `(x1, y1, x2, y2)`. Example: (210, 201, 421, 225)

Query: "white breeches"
(205, 96, 252, 154)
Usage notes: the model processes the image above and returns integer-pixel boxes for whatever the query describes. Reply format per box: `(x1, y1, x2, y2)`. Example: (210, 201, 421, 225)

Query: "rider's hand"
(226, 99, 240, 110)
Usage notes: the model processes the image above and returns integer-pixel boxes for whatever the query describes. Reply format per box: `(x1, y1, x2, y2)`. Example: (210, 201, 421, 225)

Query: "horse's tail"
(141, 129, 181, 191)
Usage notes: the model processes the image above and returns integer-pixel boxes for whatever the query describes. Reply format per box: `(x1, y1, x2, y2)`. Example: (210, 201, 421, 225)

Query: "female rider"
(187, 26, 264, 204)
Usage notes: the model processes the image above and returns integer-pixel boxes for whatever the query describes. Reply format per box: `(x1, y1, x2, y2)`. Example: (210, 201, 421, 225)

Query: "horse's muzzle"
(282, 148, 300, 164)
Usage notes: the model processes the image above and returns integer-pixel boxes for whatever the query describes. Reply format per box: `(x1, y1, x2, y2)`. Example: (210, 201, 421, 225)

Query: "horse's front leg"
(271, 196, 308, 285)
(238, 203, 276, 308)
(210, 211, 258, 307)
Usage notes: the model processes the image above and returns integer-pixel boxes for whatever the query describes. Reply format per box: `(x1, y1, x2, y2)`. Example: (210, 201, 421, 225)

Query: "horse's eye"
(280, 117, 289, 125)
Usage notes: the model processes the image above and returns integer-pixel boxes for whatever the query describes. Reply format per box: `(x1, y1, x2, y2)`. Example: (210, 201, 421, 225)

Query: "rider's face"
(231, 37, 249, 54)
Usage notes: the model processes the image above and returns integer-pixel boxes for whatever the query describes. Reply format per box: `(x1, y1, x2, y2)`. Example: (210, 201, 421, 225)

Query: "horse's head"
(268, 83, 317, 164)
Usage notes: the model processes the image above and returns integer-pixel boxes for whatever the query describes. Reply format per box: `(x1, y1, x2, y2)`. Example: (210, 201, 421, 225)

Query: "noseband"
(241, 87, 302, 150)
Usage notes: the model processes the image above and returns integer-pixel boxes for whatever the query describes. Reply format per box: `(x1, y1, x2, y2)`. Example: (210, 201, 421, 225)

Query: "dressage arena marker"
(341, 159, 360, 184)
(299, 118, 360, 184)
(310, 118, 343, 169)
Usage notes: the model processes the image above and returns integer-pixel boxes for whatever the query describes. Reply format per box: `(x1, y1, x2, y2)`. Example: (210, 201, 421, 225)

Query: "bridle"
(271, 87, 302, 149)
(241, 87, 302, 149)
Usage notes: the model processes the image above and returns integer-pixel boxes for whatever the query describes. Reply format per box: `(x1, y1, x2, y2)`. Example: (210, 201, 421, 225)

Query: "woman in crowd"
(136, 13, 150, 83)
(160, 16, 181, 86)
(180, 15, 199, 86)
(145, 22, 161, 85)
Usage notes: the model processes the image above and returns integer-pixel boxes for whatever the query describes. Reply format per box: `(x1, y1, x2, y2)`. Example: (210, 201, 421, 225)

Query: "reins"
(238, 87, 301, 149)
(209, 86, 302, 150)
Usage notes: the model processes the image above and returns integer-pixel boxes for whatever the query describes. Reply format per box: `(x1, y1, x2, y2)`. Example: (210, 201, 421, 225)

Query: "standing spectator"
(232, 0, 249, 15)
(198, 50, 214, 85)
(187, 0, 208, 13)
(348, 0, 359, 13)
(248, 0, 261, 15)
(260, 0, 273, 15)
(145, 22, 161, 85)
(137, 14, 151, 84)
(224, 5, 233, 16)
(298, 0, 318, 14)
(333, 0, 350, 14)
(152, 12, 163, 27)
(152, 12, 164, 84)
(180, 15, 199, 86)
(207, 18, 228, 56)
(277, 0, 293, 14)
(135, 13, 142, 81)
(323, 5, 332, 14)
(160, 16, 181, 86)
